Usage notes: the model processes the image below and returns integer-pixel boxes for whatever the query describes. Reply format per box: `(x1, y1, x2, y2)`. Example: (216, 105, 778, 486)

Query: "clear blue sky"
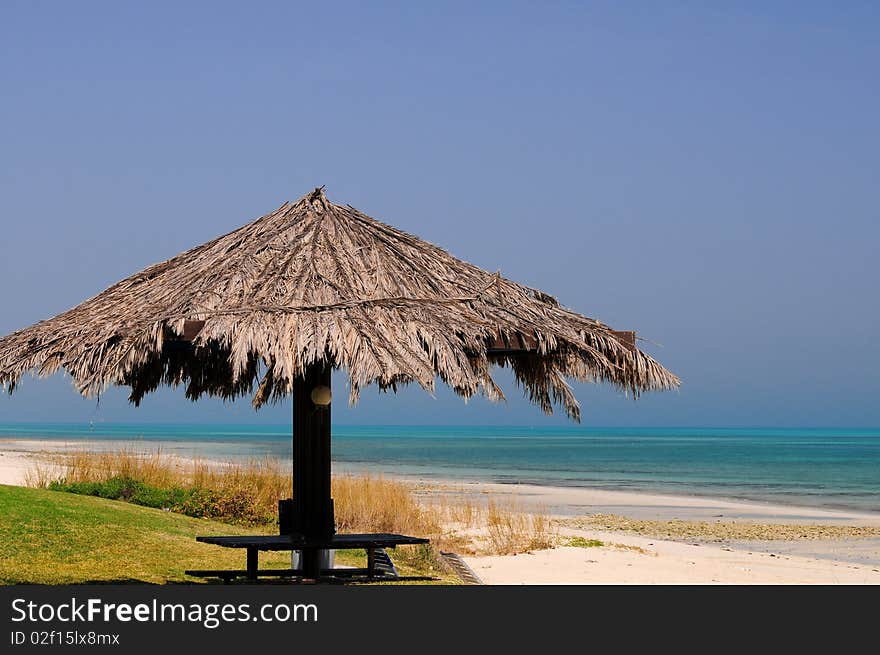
(1, 2, 877, 427)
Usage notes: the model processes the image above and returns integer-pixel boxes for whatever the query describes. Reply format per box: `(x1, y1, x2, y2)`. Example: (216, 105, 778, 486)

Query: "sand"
(0, 449, 46, 486)
(464, 533, 880, 584)
(421, 482, 880, 583)
(2, 438, 879, 584)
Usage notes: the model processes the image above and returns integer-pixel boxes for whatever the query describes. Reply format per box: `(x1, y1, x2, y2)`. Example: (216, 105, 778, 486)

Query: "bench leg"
(367, 548, 376, 578)
(246, 548, 259, 582)
(301, 548, 320, 580)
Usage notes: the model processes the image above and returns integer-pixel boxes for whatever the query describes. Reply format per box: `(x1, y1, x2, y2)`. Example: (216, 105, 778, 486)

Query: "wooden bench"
(186, 533, 429, 583)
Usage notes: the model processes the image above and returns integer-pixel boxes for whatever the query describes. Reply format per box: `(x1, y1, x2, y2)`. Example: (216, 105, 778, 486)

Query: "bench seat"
(188, 533, 429, 583)
(195, 533, 428, 550)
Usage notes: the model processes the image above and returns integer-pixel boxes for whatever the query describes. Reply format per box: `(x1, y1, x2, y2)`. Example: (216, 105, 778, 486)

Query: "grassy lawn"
(0, 485, 450, 584)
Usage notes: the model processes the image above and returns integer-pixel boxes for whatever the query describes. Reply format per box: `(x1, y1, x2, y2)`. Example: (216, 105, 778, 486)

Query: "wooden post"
(246, 548, 258, 582)
(291, 362, 335, 578)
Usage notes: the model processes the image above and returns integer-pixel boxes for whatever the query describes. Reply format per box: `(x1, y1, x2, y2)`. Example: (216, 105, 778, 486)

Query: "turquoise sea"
(1, 423, 878, 513)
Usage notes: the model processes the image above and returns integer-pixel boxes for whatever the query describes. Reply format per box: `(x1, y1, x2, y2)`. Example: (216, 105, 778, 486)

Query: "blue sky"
(1, 2, 878, 427)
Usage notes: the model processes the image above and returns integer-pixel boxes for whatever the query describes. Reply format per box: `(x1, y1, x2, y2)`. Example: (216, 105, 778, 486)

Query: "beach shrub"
(50, 476, 145, 502)
(49, 476, 272, 525)
(175, 487, 270, 525)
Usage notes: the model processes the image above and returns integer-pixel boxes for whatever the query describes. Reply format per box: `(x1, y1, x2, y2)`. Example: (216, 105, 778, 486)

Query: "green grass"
(0, 485, 452, 584)
(565, 537, 605, 548)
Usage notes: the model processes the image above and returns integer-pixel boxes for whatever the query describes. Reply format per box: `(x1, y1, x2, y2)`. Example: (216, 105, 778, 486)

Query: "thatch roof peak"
(0, 188, 679, 420)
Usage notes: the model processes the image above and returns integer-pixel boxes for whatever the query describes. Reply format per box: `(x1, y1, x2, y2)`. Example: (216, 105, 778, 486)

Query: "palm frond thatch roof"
(0, 188, 679, 420)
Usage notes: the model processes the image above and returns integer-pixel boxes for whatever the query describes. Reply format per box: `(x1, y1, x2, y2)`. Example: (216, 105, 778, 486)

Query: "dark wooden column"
(290, 362, 335, 577)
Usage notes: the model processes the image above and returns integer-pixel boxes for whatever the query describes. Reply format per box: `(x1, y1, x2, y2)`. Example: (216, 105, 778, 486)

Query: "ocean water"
(1, 423, 878, 513)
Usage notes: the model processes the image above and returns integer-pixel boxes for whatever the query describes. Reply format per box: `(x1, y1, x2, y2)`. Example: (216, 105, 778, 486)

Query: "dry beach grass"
(25, 449, 555, 560)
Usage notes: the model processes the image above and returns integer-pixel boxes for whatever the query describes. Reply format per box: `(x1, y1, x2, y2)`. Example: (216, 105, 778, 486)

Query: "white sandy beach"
(464, 534, 880, 584)
(0, 448, 48, 486)
(430, 481, 880, 583)
(2, 439, 879, 584)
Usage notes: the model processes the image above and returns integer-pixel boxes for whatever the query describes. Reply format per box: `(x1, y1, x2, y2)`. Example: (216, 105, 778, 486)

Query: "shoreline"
(3, 437, 880, 525)
(2, 440, 880, 583)
(335, 465, 880, 524)
(3, 426, 879, 517)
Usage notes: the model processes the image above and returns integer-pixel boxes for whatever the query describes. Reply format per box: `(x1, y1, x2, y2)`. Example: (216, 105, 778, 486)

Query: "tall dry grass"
(332, 474, 441, 535)
(28, 449, 556, 557)
(486, 499, 554, 553)
(29, 449, 288, 524)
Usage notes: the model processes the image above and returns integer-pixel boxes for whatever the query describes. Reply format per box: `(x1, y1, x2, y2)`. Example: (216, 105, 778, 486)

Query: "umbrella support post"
(287, 362, 335, 579)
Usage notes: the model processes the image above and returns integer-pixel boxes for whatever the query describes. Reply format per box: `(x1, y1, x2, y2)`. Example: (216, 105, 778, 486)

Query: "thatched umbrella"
(0, 187, 678, 577)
